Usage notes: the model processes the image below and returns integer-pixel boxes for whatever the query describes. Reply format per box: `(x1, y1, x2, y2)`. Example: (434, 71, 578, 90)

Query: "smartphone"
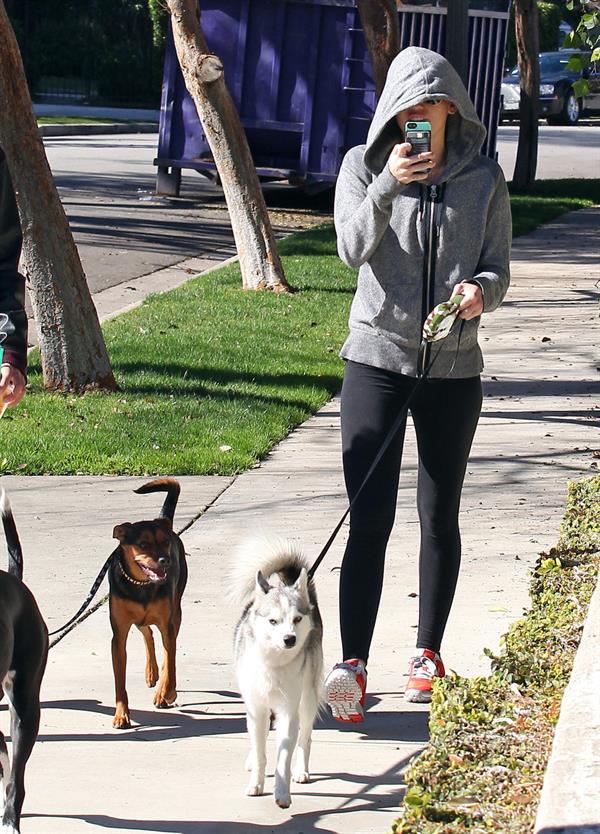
(405, 120, 431, 157)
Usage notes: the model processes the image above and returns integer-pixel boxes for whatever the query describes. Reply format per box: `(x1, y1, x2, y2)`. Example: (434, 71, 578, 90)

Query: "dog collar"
(118, 559, 152, 586)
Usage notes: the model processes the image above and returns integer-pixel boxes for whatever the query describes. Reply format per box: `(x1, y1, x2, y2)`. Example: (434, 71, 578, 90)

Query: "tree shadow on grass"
(25, 361, 343, 407)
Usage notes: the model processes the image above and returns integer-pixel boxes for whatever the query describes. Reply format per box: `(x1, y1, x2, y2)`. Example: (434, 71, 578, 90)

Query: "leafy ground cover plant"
(389, 475, 600, 834)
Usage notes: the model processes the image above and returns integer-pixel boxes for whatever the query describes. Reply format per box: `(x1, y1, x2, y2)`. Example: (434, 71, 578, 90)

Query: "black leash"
(47, 547, 118, 645)
(308, 322, 464, 581)
(48, 593, 110, 650)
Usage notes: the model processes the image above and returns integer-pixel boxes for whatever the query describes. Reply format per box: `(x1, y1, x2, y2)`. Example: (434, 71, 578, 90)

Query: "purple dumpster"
(154, 0, 510, 196)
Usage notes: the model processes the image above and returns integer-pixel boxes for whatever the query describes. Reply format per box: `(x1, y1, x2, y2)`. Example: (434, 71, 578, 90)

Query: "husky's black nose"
(283, 634, 296, 648)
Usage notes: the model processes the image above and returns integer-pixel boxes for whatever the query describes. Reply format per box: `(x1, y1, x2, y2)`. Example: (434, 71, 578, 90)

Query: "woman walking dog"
(325, 47, 511, 721)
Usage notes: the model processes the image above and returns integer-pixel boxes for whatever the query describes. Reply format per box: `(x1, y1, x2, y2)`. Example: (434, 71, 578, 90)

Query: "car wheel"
(562, 91, 581, 125)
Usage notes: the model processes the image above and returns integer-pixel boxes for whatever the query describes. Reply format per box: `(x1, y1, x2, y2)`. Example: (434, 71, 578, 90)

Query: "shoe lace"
(410, 655, 437, 679)
(337, 660, 366, 679)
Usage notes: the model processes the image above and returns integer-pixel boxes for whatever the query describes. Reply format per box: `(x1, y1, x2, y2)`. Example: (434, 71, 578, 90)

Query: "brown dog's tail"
(134, 477, 181, 523)
(1, 489, 23, 579)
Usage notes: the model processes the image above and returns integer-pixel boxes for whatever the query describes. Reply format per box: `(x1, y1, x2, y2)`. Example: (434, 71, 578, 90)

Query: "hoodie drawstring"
(418, 182, 446, 376)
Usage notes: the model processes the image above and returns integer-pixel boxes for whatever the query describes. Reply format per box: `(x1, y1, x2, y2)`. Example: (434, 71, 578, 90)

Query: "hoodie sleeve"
(471, 171, 512, 313)
(335, 145, 405, 269)
(0, 148, 27, 377)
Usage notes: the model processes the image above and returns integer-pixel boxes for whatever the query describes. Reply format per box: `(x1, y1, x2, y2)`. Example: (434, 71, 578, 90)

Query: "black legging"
(339, 360, 482, 662)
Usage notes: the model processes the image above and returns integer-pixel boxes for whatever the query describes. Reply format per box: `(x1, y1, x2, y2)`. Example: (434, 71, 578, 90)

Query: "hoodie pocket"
(371, 290, 421, 348)
(372, 298, 409, 330)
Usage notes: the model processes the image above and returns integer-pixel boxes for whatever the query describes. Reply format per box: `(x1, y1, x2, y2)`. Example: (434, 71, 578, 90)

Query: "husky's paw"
(245, 782, 264, 797)
(292, 769, 311, 784)
(275, 790, 291, 809)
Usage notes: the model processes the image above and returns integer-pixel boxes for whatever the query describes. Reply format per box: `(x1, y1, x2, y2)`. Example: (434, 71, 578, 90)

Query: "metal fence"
(6, 0, 162, 108)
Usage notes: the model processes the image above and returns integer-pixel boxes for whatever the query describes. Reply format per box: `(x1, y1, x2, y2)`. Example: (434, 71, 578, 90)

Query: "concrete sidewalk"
(3, 209, 599, 833)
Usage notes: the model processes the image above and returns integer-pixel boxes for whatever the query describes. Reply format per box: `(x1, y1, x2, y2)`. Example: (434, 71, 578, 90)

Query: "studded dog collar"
(117, 559, 152, 586)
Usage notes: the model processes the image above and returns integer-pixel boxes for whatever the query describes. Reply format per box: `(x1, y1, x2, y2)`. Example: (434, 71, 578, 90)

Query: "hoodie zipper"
(418, 182, 444, 376)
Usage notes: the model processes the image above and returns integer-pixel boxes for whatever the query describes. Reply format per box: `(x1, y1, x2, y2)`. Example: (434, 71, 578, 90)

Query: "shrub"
(389, 476, 600, 834)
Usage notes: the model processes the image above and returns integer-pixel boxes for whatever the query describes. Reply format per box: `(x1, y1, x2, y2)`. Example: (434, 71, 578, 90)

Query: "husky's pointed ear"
(256, 570, 271, 595)
(293, 567, 309, 598)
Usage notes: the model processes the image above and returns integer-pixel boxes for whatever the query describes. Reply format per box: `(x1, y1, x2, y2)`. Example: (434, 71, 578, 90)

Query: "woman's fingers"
(452, 282, 484, 320)
(388, 145, 434, 184)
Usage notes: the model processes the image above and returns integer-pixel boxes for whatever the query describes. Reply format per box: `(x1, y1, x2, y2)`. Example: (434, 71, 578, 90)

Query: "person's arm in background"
(0, 146, 27, 407)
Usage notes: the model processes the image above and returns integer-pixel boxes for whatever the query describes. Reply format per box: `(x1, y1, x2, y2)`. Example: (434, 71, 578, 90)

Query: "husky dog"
(232, 537, 323, 809)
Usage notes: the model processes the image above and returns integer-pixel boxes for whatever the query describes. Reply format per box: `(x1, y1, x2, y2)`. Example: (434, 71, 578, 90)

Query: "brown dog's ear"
(113, 523, 132, 542)
(156, 518, 173, 533)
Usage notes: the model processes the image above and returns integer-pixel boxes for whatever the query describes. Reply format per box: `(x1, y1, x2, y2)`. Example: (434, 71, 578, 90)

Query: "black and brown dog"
(109, 477, 187, 729)
(0, 490, 48, 834)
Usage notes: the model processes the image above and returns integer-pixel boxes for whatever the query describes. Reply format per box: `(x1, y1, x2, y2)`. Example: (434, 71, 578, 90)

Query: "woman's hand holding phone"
(388, 142, 434, 185)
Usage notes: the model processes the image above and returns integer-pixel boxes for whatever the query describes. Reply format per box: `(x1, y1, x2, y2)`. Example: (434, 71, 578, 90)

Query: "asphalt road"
(496, 122, 600, 180)
(42, 124, 599, 295)
(42, 134, 237, 294)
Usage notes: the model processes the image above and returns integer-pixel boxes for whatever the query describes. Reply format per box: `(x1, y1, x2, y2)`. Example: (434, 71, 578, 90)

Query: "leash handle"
(308, 322, 465, 580)
(47, 547, 118, 637)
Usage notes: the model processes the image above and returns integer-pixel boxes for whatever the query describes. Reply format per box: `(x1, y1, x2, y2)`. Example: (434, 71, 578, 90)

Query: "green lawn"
(509, 178, 600, 236)
(2, 179, 597, 475)
(4, 228, 353, 474)
(37, 116, 156, 125)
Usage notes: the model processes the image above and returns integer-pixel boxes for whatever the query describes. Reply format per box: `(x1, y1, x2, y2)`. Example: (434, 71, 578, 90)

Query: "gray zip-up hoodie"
(335, 47, 511, 378)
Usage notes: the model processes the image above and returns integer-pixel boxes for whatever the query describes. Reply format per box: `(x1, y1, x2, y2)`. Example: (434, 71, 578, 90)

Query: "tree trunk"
(356, 0, 400, 98)
(513, 0, 540, 191)
(0, 2, 117, 392)
(166, 0, 291, 293)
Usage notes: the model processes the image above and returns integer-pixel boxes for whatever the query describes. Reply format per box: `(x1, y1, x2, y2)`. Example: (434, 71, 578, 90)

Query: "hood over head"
(363, 47, 486, 180)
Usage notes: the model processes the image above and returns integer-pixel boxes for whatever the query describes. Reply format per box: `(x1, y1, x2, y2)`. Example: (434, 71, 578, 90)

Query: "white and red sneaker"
(325, 658, 367, 722)
(405, 648, 445, 703)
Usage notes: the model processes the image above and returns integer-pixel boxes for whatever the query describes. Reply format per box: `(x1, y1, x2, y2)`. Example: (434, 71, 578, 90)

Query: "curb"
(39, 122, 158, 137)
(534, 567, 600, 834)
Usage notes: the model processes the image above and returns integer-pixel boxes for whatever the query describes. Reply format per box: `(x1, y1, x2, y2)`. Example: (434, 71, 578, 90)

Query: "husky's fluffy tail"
(229, 536, 311, 604)
(1, 489, 23, 580)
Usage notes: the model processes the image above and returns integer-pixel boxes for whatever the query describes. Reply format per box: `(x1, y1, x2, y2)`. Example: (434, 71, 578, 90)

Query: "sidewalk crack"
(177, 476, 237, 536)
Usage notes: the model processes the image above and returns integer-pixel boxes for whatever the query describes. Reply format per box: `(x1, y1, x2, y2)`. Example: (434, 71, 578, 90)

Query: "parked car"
(500, 50, 600, 125)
